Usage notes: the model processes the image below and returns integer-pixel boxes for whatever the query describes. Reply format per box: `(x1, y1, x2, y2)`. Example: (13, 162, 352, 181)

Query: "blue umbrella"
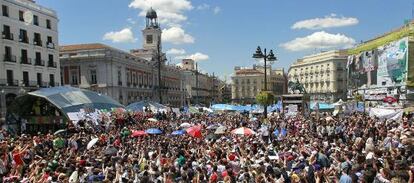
(281, 128, 287, 137)
(273, 129, 279, 136)
(171, 130, 186, 135)
(145, 128, 163, 135)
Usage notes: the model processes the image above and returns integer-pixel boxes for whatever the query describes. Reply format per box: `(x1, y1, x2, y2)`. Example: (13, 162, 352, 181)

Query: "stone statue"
(288, 79, 306, 94)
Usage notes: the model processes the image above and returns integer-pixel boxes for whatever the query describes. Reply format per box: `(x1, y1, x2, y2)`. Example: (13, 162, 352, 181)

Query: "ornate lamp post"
(252, 46, 277, 117)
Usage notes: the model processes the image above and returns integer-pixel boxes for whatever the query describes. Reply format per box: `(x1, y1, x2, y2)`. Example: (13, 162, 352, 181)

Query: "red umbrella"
(186, 125, 202, 138)
(131, 130, 147, 137)
(231, 127, 256, 136)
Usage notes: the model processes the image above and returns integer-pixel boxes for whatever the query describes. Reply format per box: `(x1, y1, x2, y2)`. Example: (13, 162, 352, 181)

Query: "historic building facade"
(231, 65, 287, 104)
(288, 50, 348, 103)
(60, 8, 185, 107)
(0, 0, 59, 122)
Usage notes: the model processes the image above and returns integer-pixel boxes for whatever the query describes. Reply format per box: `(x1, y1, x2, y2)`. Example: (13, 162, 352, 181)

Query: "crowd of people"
(0, 108, 413, 183)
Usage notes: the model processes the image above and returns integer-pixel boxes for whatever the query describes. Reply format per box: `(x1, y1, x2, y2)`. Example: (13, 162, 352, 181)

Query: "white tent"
(332, 99, 345, 106)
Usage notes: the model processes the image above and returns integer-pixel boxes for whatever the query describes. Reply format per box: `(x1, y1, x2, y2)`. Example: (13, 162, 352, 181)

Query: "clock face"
(23, 11, 33, 25)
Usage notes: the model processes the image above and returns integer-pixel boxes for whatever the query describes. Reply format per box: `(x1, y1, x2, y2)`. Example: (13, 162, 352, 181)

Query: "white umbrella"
(69, 170, 78, 183)
(180, 123, 192, 128)
(87, 138, 99, 150)
(214, 126, 227, 134)
(147, 118, 158, 122)
(231, 127, 256, 136)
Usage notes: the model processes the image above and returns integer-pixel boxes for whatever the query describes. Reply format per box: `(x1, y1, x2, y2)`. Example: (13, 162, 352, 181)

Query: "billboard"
(377, 37, 408, 86)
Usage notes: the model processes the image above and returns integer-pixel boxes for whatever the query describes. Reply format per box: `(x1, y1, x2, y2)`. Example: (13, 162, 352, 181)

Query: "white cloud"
(176, 52, 209, 61)
(162, 26, 194, 44)
(197, 3, 210, 10)
(127, 18, 137, 25)
(213, 6, 221, 14)
(292, 14, 359, 30)
(280, 31, 355, 51)
(167, 48, 186, 55)
(103, 28, 136, 43)
(129, 0, 193, 26)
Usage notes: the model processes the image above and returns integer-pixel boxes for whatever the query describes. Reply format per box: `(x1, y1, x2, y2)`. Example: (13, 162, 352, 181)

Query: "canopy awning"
(27, 86, 123, 113)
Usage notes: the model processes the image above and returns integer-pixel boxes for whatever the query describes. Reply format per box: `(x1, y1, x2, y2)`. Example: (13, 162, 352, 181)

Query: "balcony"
(49, 82, 59, 87)
(0, 79, 19, 86)
(37, 81, 49, 88)
(3, 54, 16, 62)
(33, 39, 42, 47)
(47, 42, 55, 49)
(18, 35, 29, 44)
(34, 59, 45, 66)
(2, 32, 13, 40)
(47, 61, 57, 68)
(20, 57, 32, 65)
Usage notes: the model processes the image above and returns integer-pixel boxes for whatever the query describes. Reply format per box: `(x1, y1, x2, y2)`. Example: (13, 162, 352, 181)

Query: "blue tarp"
(28, 86, 124, 113)
(309, 102, 334, 110)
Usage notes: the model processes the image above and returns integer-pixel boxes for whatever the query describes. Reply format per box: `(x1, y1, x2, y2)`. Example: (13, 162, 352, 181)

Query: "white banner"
(369, 108, 403, 121)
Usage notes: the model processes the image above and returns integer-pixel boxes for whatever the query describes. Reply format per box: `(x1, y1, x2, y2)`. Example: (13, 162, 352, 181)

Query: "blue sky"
(37, 0, 413, 80)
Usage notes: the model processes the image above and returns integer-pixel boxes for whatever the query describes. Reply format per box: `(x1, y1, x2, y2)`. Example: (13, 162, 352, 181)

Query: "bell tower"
(142, 7, 162, 51)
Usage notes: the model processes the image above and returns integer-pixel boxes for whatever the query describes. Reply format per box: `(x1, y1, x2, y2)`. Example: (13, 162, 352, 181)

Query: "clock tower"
(142, 7, 161, 51)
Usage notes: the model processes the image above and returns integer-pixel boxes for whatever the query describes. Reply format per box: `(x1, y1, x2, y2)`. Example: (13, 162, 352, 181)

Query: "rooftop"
(60, 43, 111, 52)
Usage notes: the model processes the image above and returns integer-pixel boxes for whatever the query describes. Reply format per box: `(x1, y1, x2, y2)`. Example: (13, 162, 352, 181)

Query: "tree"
(256, 91, 275, 106)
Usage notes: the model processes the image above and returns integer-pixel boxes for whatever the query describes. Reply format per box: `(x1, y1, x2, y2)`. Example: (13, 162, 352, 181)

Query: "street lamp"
(252, 46, 277, 118)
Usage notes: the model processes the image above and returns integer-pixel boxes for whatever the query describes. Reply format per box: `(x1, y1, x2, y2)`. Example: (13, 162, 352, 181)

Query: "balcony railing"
(3, 54, 16, 62)
(19, 35, 29, 43)
(20, 57, 32, 65)
(33, 39, 42, 47)
(47, 42, 55, 49)
(0, 79, 19, 86)
(34, 59, 45, 66)
(2, 32, 13, 40)
(47, 61, 57, 68)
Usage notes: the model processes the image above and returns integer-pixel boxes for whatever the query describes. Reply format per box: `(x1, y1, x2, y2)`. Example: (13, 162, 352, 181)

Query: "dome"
(146, 8, 157, 19)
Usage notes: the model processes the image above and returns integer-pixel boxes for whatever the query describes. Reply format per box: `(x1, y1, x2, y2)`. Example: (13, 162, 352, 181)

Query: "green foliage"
(354, 94, 363, 102)
(256, 91, 275, 106)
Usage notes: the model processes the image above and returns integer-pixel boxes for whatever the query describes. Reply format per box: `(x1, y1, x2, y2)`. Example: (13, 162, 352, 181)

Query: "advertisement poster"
(377, 37, 408, 86)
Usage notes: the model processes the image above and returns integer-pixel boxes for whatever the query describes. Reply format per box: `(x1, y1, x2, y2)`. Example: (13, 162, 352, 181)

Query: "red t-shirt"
(210, 172, 218, 182)
(12, 151, 23, 166)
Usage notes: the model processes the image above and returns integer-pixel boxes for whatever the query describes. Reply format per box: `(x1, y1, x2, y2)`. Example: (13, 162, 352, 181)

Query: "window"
(23, 71, 29, 86)
(2, 5, 8, 17)
(46, 19, 51, 29)
(48, 54, 54, 67)
(33, 15, 39, 26)
(19, 11, 24, 21)
(21, 49, 28, 64)
(90, 70, 97, 84)
(71, 70, 78, 85)
(49, 74, 55, 87)
(34, 33, 42, 46)
(146, 35, 153, 44)
(35, 52, 42, 65)
(6, 70, 13, 86)
(47, 36, 52, 43)
(37, 73, 42, 87)
(117, 70, 122, 86)
(19, 29, 28, 43)
(2, 25, 12, 40)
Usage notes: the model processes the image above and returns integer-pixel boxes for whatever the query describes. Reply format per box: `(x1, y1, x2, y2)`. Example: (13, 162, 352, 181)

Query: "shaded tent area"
(126, 100, 167, 112)
(8, 86, 123, 134)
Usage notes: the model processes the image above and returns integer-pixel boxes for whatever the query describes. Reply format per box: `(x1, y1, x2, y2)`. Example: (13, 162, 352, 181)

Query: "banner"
(369, 108, 403, 121)
(377, 37, 408, 86)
